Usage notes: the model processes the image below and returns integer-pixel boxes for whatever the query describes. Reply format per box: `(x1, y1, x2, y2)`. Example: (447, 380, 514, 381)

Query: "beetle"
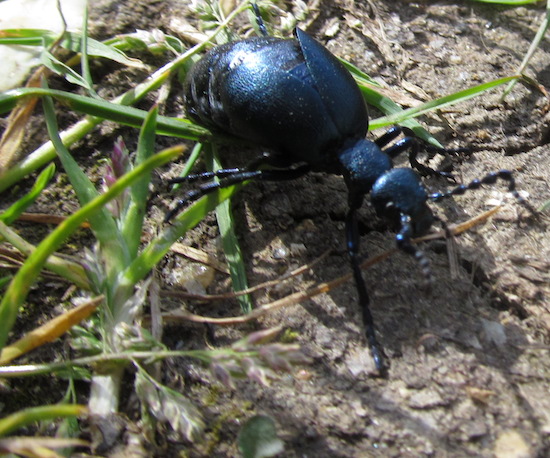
(167, 8, 533, 374)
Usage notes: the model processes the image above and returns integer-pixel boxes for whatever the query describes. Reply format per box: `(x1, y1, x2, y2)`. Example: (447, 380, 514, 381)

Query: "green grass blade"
(122, 183, 244, 287)
(358, 84, 443, 146)
(0, 221, 90, 289)
(0, 145, 184, 351)
(169, 142, 204, 190)
(0, 29, 142, 68)
(369, 75, 520, 128)
(0, 404, 87, 437)
(0, 163, 56, 225)
(208, 145, 252, 314)
(79, 5, 96, 95)
(42, 89, 129, 273)
(41, 50, 95, 92)
(341, 60, 382, 87)
(0, 115, 101, 194)
(502, 1, 549, 98)
(0, 87, 208, 140)
(0, 86, 205, 195)
(350, 68, 446, 146)
(121, 106, 159, 258)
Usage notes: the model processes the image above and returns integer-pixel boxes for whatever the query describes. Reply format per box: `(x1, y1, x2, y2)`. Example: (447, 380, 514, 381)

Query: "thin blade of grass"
(359, 84, 444, 146)
(0, 220, 89, 289)
(0, 29, 143, 68)
(0, 163, 55, 225)
(0, 405, 87, 437)
(41, 49, 94, 91)
(0, 87, 208, 140)
(502, 1, 549, 98)
(169, 142, 204, 191)
(42, 86, 130, 274)
(122, 106, 159, 258)
(122, 182, 245, 288)
(208, 145, 252, 314)
(79, 5, 95, 95)
(370, 75, 520, 127)
(0, 86, 206, 195)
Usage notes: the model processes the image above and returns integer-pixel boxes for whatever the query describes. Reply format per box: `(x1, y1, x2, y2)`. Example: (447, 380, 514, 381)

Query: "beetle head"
(370, 168, 434, 236)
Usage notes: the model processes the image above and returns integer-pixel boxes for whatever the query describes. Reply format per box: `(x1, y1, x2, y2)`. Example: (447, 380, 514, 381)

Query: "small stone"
(494, 430, 531, 458)
(408, 389, 445, 409)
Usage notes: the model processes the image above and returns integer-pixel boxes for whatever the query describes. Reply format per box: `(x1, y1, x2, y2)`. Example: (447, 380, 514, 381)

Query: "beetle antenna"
(429, 169, 537, 216)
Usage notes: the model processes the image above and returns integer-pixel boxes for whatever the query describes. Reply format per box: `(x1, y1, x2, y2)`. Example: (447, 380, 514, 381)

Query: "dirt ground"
(3, 0, 550, 456)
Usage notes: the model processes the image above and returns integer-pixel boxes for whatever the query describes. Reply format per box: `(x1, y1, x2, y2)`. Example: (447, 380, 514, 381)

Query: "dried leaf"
(0, 297, 101, 364)
(0, 437, 89, 457)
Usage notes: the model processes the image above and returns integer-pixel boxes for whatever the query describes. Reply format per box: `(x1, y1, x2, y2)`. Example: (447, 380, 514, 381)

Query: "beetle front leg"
(345, 206, 386, 374)
(378, 126, 468, 181)
(384, 136, 455, 180)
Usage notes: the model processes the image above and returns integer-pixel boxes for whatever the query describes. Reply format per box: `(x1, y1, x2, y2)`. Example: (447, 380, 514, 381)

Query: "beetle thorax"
(338, 139, 393, 198)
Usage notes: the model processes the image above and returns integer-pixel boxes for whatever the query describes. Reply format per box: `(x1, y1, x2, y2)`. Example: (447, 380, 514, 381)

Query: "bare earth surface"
(3, 0, 550, 456)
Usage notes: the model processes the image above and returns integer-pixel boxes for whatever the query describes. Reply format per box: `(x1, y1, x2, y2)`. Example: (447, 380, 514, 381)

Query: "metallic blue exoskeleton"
(169, 15, 530, 374)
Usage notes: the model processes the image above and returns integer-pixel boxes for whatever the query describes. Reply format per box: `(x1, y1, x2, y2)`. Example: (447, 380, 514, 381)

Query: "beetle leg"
(165, 170, 264, 222)
(378, 126, 469, 181)
(165, 165, 311, 222)
(252, 3, 269, 37)
(169, 153, 294, 185)
(383, 136, 455, 181)
(374, 126, 403, 148)
(395, 214, 434, 285)
(169, 168, 244, 184)
(345, 206, 386, 374)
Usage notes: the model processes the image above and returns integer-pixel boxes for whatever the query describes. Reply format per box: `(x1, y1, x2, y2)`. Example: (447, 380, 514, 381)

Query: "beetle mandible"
(167, 7, 533, 374)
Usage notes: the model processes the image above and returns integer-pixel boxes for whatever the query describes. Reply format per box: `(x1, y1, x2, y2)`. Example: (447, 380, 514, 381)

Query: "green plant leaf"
(0, 87, 207, 140)
(42, 86, 130, 276)
(121, 106, 159, 258)
(0, 29, 143, 68)
(41, 50, 94, 91)
(369, 75, 520, 128)
(207, 144, 252, 314)
(122, 182, 244, 288)
(0, 163, 56, 225)
(0, 405, 87, 437)
(238, 415, 284, 458)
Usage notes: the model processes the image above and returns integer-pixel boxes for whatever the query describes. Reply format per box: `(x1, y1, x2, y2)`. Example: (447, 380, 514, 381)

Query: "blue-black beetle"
(168, 8, 533, 374)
